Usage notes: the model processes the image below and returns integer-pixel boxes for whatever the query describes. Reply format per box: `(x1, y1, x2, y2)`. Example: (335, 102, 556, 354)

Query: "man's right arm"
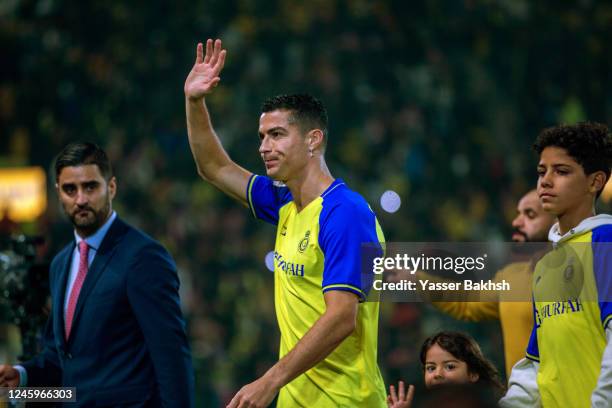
(0, 314, 62, 388)
(13, 255, 65, 387)
(402, 270, 499, 320)
(19, 308, 62, 387)
(500, 305, 541, 407)
(184, 39, 251, 206)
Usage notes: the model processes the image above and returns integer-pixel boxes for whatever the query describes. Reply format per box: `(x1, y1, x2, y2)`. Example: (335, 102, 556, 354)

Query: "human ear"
(589, 171, 606, 195)
(308, 129, 324, 150)
(108, 177, 117, 200)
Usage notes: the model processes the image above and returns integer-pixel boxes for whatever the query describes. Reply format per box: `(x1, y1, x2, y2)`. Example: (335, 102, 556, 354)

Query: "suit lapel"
(67, 218, 128, 344)
(54, 244, 74, 349)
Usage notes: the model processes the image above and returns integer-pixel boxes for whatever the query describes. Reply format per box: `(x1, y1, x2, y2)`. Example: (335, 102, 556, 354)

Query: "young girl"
(388, 331, 505, 408)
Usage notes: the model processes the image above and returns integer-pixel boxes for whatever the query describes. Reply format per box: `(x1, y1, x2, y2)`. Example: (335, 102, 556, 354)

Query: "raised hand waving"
(184, 39, 227, 100)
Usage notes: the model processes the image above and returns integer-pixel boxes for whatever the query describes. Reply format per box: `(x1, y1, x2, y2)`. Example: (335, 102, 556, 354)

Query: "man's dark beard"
(67, 200, 111, 236)
(512, 228, 529, 242)
(512, 227, 549, 243)
(511, 228, 549, 256)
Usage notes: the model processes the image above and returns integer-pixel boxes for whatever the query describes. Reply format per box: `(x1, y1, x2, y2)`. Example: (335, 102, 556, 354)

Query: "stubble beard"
(66, 198, 111, 237)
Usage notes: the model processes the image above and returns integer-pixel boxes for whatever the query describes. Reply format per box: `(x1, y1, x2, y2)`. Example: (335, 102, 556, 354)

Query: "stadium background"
(1, 0, 611, 405)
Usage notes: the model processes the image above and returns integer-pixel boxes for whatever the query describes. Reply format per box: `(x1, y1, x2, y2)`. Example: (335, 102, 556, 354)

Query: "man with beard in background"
(510, 190, 554, 243)
(0, 142, 194, 407)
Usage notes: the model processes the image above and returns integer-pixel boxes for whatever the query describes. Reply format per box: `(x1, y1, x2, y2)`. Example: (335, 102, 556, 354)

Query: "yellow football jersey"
(247, 175, 387, 407)
(526, 224, 612, 407)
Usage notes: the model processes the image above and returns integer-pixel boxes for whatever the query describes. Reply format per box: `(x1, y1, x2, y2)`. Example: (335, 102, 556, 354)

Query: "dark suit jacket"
(22, 217, 194, 407)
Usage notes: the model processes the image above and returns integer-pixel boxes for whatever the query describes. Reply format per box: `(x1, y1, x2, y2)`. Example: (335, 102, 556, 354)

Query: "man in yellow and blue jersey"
(184, 39, 387, 407)
(501, 122, 612, 407)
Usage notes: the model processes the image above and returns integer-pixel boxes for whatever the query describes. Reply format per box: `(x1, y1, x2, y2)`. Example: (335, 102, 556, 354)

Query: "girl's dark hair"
(420, 331, 506, 397)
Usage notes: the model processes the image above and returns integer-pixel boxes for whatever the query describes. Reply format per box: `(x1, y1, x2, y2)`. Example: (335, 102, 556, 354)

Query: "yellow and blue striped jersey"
(526, 223, 612, 407)
(246, 175, 387, 408)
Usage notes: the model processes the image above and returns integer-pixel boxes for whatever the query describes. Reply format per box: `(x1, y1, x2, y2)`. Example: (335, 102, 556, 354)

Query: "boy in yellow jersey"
(183, 39, 387, 407)
(501, 122, 612, 407)
(430, 190, 555, 378)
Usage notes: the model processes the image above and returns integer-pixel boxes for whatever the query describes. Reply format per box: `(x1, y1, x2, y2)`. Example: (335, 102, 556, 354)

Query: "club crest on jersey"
(564, 257, 574, 281)
(298, 231, 310, 253)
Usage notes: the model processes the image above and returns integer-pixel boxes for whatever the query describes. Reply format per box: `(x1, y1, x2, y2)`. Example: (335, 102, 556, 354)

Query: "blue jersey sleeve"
(526, 301, 540, 362)
(592, 224, 612, 330)
(246, 174, 292, 225)
(319, 197, 384, 302)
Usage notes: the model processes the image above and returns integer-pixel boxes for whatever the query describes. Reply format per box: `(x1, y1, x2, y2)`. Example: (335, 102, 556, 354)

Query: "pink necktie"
(65, 240, 89, 339)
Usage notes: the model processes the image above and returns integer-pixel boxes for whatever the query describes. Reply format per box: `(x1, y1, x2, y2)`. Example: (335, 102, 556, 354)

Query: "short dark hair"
(54, 142, 113, 181)
(533, 122, 612, 197)
(261, 94, 328, 140)
(420, 331, 506, 397)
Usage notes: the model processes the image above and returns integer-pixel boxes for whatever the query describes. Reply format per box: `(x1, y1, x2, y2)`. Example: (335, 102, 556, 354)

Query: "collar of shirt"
(73, 211, 117, 252)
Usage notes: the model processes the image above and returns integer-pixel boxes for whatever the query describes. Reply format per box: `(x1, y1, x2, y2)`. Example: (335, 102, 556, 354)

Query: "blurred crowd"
(1, 0, 611, 405)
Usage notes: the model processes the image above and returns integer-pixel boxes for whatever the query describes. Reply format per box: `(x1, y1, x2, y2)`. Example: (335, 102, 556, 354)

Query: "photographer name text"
(374, 279, 511, 292)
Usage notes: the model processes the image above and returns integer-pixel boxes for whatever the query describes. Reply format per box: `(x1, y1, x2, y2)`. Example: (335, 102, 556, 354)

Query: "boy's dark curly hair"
(533, 122, 612, 198)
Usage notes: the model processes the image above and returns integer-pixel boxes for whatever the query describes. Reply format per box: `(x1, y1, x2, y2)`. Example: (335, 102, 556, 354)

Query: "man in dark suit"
(0, 142, 194, 407)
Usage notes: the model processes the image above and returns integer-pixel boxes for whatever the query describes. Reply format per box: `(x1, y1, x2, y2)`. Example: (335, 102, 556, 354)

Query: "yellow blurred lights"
(0, 167, 47, 222)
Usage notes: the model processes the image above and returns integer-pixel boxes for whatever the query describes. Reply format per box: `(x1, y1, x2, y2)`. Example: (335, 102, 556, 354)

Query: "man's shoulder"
(496, 261, 531, 277)
(320, 181, 375, 220)
(251, 175, 293, 202)
(592, 223, 612, 242)
(494, 261, 532, 288)
(110, 220, 176, 277)
(117, 218, 168, 254)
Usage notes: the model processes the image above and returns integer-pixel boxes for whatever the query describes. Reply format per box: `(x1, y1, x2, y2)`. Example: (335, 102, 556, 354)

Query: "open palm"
(388, 381, 415, 408)
(184, 39, 226, 100)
